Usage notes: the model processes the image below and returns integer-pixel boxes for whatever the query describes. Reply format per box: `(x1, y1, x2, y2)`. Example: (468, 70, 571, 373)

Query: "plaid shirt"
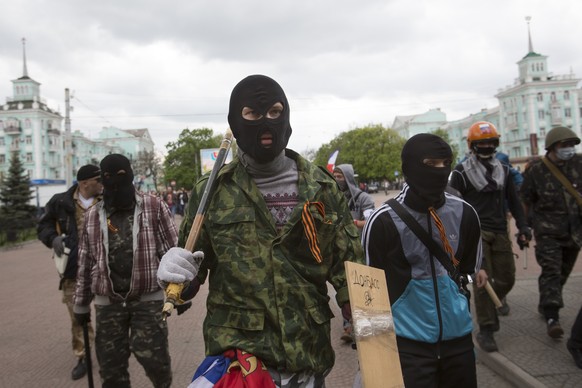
(74, 191, 178, 308)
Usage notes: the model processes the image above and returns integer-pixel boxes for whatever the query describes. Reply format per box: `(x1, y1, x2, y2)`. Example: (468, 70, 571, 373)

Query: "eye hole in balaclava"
(100, 154, 135, 210)
(401, 133, 453, 208)
(228, 75, 292, 163)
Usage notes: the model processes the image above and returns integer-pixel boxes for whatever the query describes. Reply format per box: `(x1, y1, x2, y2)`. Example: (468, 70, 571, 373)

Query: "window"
(551, 92, 557, 102)
(26, 153, 33, 162)
(24, 119, 31, 129)
(25, 136, 32, 144)
(565, 91, 570, 100)
(565, 108, 571, 118)
(538, 110, 545, 119)
(0, 138, 4, 146)
(540, 127, 546, 137)
(0, 155, 5, 164)
(0, 120, 3, 129)
(537, 93, 543, 102)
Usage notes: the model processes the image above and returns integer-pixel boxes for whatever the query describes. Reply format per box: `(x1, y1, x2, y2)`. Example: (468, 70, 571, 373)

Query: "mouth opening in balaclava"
(228, 75, 292, 163)
(100, 154, 135, 210)
(401, 133, 452, 209)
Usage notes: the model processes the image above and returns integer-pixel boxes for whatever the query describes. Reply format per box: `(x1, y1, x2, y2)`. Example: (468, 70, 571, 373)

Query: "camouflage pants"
(473, 230, 515, 331)
(535, 236, 579, 318)
(95, 299, 172, 388)
(268, 368, 328, 388)
(62, 279, 94, 359)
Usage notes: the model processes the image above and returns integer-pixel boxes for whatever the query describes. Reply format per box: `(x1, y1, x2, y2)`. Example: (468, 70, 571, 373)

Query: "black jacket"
(37, 185, 82, 281)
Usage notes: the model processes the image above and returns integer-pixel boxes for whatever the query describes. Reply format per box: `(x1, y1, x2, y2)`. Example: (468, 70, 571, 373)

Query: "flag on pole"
(326, 150, 339, 173)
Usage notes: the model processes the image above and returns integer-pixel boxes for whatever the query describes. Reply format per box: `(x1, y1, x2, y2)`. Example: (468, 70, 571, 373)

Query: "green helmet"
(545, 126, 581, 150)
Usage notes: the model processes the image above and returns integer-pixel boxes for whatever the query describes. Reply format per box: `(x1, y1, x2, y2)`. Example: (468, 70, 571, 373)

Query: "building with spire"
(0, 39, 158, 206)
(415, 18, 581, 165)
(0, 38, 65, 181)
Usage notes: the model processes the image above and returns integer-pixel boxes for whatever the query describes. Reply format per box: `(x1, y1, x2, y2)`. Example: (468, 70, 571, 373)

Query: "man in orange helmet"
(449, 121, 531, 353)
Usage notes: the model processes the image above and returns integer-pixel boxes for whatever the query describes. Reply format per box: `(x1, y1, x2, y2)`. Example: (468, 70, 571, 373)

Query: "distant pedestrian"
(449, 121, 531, 352)
(333, 164, 375, 342)
(73, 154, 178, 387)
(37, 164, 102, 381)
(521, 126, 582, 338)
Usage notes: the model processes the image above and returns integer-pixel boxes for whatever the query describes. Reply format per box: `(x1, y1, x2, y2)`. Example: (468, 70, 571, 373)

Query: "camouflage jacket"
(521, 154, 582, 245)
(179, 149, 364, 373)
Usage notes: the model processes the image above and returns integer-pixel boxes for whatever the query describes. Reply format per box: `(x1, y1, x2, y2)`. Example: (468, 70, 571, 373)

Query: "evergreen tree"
(0, 152, 36, 239)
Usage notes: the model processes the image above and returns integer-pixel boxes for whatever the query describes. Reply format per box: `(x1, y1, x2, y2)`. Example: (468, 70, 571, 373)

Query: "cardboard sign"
(345, 261, 404, 388)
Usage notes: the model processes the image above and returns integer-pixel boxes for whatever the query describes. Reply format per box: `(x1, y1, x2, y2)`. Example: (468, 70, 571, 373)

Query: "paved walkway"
(1, 196, 580, 387)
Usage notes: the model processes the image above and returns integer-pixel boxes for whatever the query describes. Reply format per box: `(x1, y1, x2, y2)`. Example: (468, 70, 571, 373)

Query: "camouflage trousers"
(473, 230, 515, 331)
(95, 299, 172, 388)
(268, 368, 328, 388)
(535, 236, 580, 318)
(62, 279, 94, 359)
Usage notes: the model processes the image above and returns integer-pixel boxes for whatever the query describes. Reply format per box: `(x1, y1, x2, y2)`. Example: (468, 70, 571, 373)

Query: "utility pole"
(64, 88, 73, 187)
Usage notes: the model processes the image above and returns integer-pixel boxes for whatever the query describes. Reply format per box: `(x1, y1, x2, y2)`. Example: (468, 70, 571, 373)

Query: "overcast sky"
(1, 0, 581, 155)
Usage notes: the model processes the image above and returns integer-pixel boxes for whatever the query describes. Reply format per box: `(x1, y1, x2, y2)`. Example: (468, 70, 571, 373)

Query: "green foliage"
(163, 128, 223, 190)
(0, 152, 36, 240)
(313, 124, 406, 181)
(431, 128, 460, 164)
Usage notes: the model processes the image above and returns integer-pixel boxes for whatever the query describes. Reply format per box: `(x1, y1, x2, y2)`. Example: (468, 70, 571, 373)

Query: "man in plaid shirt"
(73, 154, 178, 388)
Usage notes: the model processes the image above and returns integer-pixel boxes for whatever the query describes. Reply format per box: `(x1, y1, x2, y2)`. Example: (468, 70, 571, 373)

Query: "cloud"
(0, 0, 580, 154)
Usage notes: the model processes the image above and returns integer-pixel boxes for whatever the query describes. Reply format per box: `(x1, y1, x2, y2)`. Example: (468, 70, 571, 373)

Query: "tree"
(163, 128, 224, 190)
(432, 128, 460, 163)
(313, 124, 406, 182)
(133, 150, 162, 191)
(0, 152, 36, 240)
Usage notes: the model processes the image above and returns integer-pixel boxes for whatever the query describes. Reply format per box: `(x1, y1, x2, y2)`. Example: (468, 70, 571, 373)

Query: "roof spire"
(21, 37, 29, 77)
(525, 16, 533, 53)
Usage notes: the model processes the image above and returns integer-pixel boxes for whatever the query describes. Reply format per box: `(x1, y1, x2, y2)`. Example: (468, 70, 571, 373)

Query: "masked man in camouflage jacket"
(158, 75, 364, 387)
(521, 126, 582, 339)
(74, 154, 178, 388)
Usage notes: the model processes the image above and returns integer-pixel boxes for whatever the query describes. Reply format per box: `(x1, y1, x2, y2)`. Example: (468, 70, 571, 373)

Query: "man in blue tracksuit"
(362, 134, 486, 387)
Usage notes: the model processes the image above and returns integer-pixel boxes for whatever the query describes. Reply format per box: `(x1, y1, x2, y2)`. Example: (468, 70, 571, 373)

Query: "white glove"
(157, 247, 204, 289)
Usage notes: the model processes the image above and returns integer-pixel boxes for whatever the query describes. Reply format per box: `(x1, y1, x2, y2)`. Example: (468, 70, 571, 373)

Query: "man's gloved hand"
(52, 235, 66, 257)
(516, 226, 532, 250)
(341, 303, 352, 322)
(157, 247, 204, 289)
(74, 312, 91, 326)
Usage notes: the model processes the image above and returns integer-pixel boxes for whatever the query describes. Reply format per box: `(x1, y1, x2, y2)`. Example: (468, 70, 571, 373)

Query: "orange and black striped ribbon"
(428, 207, 460, 267)
(301, 201, 328, 264)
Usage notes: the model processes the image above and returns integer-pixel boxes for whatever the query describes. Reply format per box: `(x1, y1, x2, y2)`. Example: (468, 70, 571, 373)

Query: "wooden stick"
(484, 280, 503, 308)
(162, 129, 233, 319)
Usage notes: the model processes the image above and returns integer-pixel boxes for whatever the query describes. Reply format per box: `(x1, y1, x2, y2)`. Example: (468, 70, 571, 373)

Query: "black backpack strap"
(387, 199, 458, 277)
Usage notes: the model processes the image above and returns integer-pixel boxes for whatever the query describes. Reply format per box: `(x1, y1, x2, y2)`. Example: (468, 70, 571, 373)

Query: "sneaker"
(476, 331, 498, 352)
(567, 340, 582, 369)
(71, 358, 87, 380)
(547, 319, 564, 339)
(497, 298, 510, 316)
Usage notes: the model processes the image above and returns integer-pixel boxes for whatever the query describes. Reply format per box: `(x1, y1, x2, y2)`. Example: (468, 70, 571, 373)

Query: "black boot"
(476, 331, 498, 352)
(71, 358, 87, 380)
(547, 319, 564, 339)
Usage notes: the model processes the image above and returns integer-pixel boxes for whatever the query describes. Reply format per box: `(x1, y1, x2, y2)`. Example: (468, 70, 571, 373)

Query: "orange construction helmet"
(467, 121, 500, 149)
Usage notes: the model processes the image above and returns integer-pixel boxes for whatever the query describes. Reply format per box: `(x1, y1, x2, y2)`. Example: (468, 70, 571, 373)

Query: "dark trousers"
(399, 348, 477, 388)
(474, 230, 515, 331)
(570, 305, 582, 348)
(95, 299, 172, 388)
(535, 236, 579, 319)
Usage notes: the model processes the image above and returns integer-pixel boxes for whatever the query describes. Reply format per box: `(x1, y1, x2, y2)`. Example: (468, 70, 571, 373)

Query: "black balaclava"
(100, 154, 135, 210)
(228, 75, 292, 163)
(401, 133, 452, 210)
